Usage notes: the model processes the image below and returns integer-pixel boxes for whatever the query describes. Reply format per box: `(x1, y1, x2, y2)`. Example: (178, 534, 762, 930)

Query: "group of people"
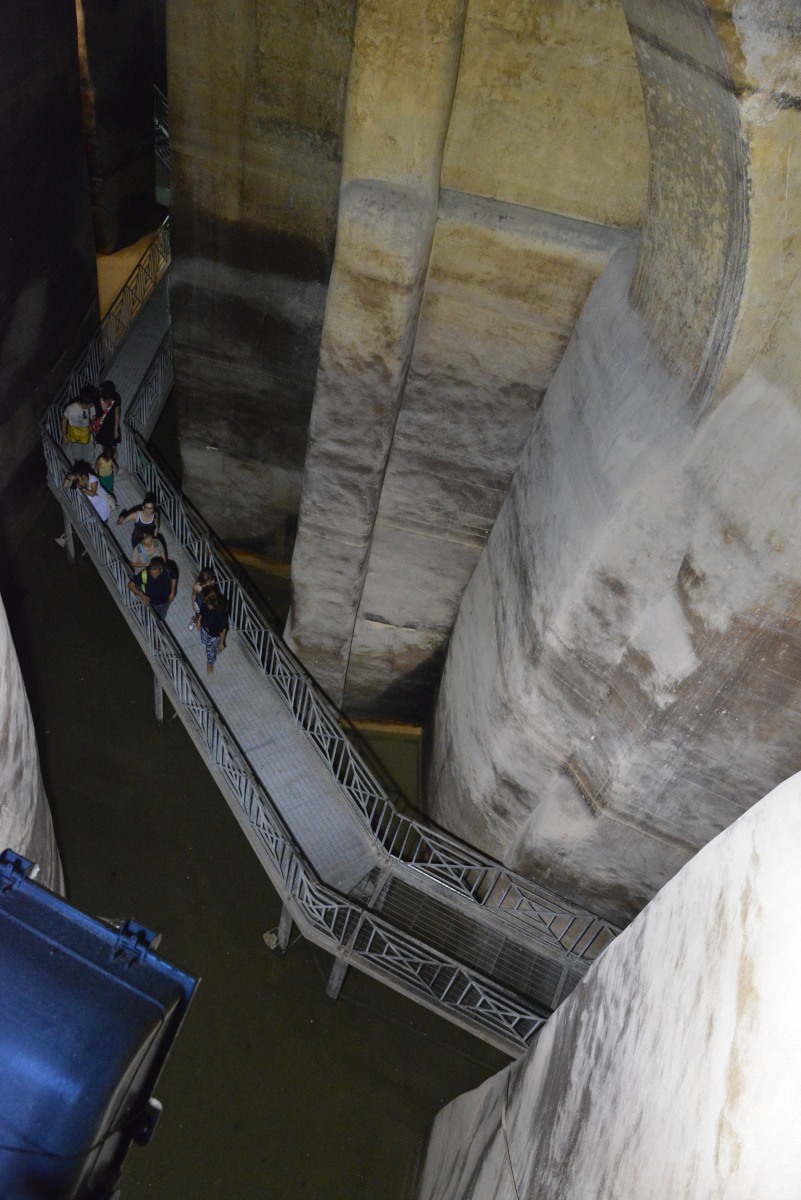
(189, 568, 229, 673)
(120, 501, 229, 672)
(61, 380, 121, 505)
(122, 495, 176, 618)
(62, 451, 229, 674)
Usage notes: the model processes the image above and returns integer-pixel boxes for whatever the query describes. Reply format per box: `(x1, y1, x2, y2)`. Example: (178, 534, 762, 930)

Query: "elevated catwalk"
(42, 227, 619, 1056)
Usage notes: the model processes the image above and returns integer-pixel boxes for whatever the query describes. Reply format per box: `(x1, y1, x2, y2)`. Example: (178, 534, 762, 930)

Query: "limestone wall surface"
(287, 0, 649, 714)
(341, 202, 635, 719)
(427, 3, 801, 923)
(167, 0, 356, 560)
(440, 0, 648, 225)
(0, 593, 63, 893)
(415, 772, 801, 1200)
(285, 0, 470, 703)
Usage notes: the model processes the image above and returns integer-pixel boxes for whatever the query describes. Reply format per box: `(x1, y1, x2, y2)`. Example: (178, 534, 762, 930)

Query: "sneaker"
(188, 617, 196, 630)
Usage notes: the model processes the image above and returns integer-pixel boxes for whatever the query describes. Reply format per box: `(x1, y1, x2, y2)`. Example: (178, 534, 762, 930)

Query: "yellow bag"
(67, 424, 91, 444)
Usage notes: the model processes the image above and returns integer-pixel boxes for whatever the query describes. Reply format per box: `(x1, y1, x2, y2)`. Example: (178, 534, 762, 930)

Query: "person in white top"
(62, 463, 111, 523)
(61, 385, 99, 464)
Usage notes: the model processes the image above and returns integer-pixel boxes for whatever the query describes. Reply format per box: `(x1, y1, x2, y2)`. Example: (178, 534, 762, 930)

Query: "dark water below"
(3, 496, 506, 1199)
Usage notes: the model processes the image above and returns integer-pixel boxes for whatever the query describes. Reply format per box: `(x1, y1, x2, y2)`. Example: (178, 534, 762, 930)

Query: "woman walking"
(62, 461, 111, 523)
(129, 529, 168, 574)
(117, 494, 160, 546)
(197, 589, 228, 675)
(188, 566, 218, 629)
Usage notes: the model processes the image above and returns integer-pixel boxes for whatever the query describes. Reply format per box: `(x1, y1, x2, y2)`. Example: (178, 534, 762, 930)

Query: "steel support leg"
(153, 673, 164, 727)
(277, 904, 293, 951)
(63, 514, 75, 565)
(325, 956, 349, 1001)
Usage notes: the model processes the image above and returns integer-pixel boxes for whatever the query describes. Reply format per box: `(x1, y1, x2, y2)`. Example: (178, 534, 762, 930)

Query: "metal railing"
(41, 333, 105, 448)
(45, 220, 171, 454)
(40, 222, 620, 1053)
(154, 85, 170, 173)
(41, 416, 546, 1054)
(100, 220, 171, 366)
(127, 381, 618, 963)
(126, 328, 173, 446)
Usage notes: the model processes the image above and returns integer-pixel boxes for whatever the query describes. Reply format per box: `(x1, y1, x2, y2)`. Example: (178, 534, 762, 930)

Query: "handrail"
(41, 420, 545, 1054)
(43, 221, 171, 446)
(40, 221, 621, 1053)
(154, 85, 170, 173)
(100, 220, 171, 366)
(126, 328, 173, 447)
(126, 364, 619, 963)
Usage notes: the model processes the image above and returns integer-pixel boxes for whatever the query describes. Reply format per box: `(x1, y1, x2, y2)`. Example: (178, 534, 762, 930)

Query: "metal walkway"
(41, 225, 619, 1057)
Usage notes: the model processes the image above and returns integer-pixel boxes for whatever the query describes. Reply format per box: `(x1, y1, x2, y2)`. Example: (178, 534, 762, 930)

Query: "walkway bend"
(41, 226, 620, 1057)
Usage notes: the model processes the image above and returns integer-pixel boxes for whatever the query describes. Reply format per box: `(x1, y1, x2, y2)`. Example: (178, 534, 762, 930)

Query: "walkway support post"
(277, 903, 293, 951)
(325, 956, 349, 1001)
(153, 673, 164, 727)
(64, 514, 75, 565)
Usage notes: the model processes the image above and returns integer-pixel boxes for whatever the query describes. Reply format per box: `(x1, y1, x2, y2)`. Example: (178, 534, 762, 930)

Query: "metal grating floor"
(375, 876, 571, 1010)
(96, 281, 380, 892)
(106, 471, 379, 894)
(46, 267, 616, 1053)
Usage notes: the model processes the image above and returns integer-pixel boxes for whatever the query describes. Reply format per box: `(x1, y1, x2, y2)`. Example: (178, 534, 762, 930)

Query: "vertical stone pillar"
(0, 594, 63, 894)
(428, 2, 801, 925)
(414, 774, 801, 1199)
(286, 0, 469, 703)
(167, 0, 357, 560)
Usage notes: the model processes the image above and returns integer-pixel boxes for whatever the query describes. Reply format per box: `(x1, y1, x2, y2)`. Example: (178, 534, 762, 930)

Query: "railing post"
(153, 672, 164, 727)
(63, 513, 76, 565)
(325, 956, 349, 1001)
(277, 903, 293, 951)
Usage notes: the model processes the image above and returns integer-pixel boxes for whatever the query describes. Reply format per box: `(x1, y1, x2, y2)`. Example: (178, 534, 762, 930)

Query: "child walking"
(94, 446, 117, 507)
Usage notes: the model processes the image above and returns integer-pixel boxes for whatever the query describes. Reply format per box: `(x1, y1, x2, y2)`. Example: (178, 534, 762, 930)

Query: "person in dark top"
(188, 566, 217, 629)
(91, 380, 121, 451)
(127, 556, 176, 620)
(197, 588, 228, 675)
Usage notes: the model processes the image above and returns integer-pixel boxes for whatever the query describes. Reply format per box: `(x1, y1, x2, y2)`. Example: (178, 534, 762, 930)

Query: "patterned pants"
(200, 624, 220, 666)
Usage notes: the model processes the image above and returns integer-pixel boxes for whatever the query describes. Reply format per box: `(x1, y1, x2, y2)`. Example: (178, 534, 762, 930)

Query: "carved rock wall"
(341, 202, 635, 719)
(287, 0, 649, 714)
(415, 772, 801, 1200)
(428, 2, 801, 923)
(0, 595, 63, 892)
(167, 0, 357, 559)
(285, 0, 471, 704)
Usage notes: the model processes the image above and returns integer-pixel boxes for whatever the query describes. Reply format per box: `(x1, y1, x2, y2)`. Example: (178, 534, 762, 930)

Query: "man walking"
(127, 557, 177, 619)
